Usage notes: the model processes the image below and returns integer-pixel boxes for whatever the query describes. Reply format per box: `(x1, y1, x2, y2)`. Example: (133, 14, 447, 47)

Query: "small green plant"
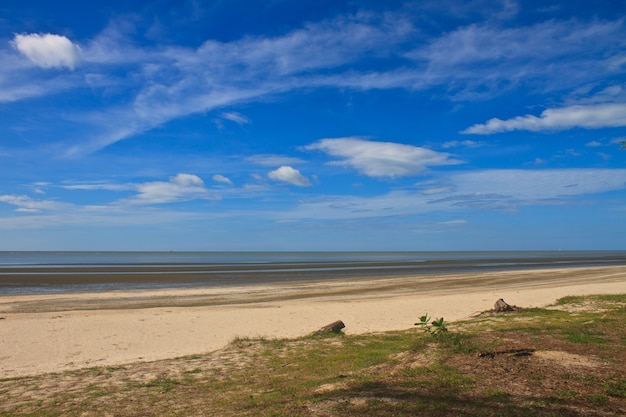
(431, 317, 448, 334)
(415, 313, 448, 335)
(415, 313, 430, 328)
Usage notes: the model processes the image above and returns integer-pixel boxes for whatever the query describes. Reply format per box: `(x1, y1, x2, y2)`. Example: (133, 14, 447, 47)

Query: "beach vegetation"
(1, 294, 625, 416)
(415, 313, 448, 335)
(564, 328, 609, 344)
(139, 376, 182, 393)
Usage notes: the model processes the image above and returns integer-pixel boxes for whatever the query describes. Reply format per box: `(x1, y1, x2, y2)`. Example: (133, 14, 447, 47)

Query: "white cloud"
(419, 185, 455, 195)
(434, 169, 626, 210)
(4, 13, 626, 152)
(437, 220, 467, 226)
(0, 194, 69, 212)
(12, 33, 80, 70)
(61, 174, 215, 204)
(304, 137, 461, 178)
(59, 13, 414, 154)
(267, 166, 311, 187)
(274, 168, 626, 222)
(212, 174, 233, 185)
(440, 140, 483, 149)
(0, 204, 211, 230)
(129, 173, 212, 204)
(247, 154, 306, 167)
(0, 83, 46, 103)
(62, 183, 134, 191)
(220, 112, 250, 125)
(3, 168, 625, 232)
(463, 103, 626, 134)
(409, 19, 625, 99)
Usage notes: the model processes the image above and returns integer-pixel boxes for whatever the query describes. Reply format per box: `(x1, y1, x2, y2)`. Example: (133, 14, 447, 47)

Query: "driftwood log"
(494, 298, 518, 312)
(478, 348, 535, 358)
(314, 320, 345, 335)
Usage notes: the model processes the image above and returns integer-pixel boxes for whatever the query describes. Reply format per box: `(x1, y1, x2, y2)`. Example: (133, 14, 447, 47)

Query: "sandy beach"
(1, 265, 625, 378)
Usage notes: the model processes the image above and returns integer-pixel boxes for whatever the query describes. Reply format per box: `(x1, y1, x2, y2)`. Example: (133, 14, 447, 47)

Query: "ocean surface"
(1, 251, 625, 295)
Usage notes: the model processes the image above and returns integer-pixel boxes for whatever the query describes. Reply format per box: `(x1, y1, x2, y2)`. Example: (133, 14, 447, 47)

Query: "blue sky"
(1, 0, 625, 251)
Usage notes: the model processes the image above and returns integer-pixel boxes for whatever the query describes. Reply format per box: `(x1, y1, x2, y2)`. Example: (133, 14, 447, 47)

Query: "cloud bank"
(2, 168, 625, 231)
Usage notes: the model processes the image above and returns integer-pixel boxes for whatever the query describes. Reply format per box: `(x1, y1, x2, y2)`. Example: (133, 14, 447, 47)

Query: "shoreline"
(2, 252, 625, 294)
(1, 265, 625, 378)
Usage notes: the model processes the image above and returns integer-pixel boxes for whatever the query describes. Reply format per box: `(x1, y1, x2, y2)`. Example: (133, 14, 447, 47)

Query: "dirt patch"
(534, 350, 604, 368)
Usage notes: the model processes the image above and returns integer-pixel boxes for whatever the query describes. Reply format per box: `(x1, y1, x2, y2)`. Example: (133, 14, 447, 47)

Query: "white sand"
(1, 266, 625, 378)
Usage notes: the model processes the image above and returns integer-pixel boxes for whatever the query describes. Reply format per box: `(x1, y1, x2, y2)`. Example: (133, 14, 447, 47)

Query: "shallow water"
(1, 251, 625, 294)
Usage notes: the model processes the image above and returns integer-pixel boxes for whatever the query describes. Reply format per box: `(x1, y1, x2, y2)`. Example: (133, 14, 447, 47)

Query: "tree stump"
(314, 320, 345, 334)
(494, 298, 517, 312)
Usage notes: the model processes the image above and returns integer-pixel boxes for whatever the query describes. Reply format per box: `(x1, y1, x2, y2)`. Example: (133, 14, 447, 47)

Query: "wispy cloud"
(463, 103, 626, 134)
(62, 183, 135, 191)
(61, 174, 216, 204)
(409, 18, 626, 99)
(55, 13, 414, 154)
(0, 46, 80, 102)
(247, 154, 306, 167)
(2, 10, 625, 156)
(2, 169, 625, 229)
(2, 12, 624, 153)
(275, 168, 626, 222)
(440, 140, 484, 149)
(437, 219, 467, 226)
(220, 112, 250, 125)
(457, 169, 625, 196)
(0, 194, 71, 213)
(0, 205, 210, 230)
(304, 137, 461, 178)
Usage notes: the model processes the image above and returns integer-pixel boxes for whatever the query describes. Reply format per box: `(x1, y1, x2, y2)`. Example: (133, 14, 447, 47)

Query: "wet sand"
(1, 265, 625, 378)
(3, 252, 624, 292)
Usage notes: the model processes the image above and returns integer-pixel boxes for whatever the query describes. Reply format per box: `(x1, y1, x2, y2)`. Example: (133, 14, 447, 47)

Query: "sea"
(1, 251, 625, 295)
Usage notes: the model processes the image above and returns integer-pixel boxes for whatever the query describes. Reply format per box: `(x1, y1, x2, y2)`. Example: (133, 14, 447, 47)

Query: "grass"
(140, 376, 182, 392)
(1, 294, 626, 416)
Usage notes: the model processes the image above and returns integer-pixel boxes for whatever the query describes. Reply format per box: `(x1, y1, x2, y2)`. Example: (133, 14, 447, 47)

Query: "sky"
(1, 0, 625, 251)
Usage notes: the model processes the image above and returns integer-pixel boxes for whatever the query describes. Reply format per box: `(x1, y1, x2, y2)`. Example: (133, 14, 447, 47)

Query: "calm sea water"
(2, 250, 625, 266)
(1, 251, 625, 294)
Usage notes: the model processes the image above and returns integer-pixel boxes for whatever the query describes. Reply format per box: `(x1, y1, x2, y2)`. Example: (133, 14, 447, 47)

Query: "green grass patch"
(564, 329, 609, 344)
(605, 379, 626, 398)
(140, 376, 181, 392)
(556, 294, 626, 305)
